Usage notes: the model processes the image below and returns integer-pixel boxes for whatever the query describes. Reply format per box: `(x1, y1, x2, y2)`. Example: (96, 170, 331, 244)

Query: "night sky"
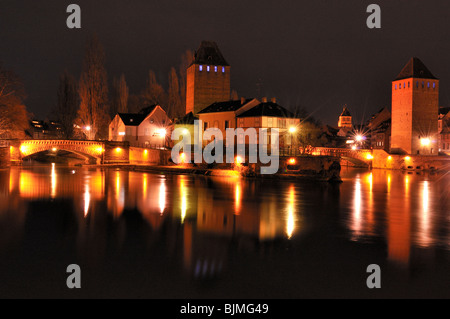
(1, 0, 450, 125)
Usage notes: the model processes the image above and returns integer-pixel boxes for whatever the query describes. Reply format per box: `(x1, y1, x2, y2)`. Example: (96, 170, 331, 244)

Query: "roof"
(394, 57, 438, 81)
(174, 112, 198, 125)
(190, 41, 229, 67)
(340, 107, 351, 117)
(138, 104, 157, 116)
(439, 106, 450, 116)
(237, 102, 296, 118)
(198, 99, 252, 114)
(118, 113, 147, 126)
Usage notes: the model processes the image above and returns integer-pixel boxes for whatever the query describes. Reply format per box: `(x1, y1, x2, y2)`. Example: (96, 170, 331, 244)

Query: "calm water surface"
(0, 164, 449, 298)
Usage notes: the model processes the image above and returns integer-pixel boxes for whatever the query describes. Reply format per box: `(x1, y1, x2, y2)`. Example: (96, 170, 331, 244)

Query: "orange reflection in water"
(286, 184, 296, 239)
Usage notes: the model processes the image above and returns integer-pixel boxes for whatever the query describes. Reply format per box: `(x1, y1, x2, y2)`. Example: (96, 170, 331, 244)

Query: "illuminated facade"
(338, 106, 352, 129)
(391, 57, 439, 155)
(109, 105, 171, 147)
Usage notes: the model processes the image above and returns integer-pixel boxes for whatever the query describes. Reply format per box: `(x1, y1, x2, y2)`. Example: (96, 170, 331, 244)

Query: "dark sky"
(1, 0, 450, 125)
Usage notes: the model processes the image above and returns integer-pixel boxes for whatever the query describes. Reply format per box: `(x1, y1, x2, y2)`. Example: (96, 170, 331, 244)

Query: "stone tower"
(338, 106, 352, 128)
(391, 57, 439, 155)
(186, 41, 231, 115)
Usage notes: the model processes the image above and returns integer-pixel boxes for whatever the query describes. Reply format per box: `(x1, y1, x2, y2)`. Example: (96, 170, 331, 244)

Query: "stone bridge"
(311, 147, 373, 167)
(3, 139, 130, 165)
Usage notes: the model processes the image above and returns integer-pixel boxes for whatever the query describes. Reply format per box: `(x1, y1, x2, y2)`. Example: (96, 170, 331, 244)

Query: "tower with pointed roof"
(186, 41, 231, 115)
(338, 106, 352, 128)
(391, 57, 439, 155)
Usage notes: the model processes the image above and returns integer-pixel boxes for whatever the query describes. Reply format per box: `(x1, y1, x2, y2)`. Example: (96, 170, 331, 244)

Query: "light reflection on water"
(0, 165, 449, 297)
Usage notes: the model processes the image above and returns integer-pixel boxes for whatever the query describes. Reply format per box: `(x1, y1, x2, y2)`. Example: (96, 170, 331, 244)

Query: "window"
(422, 81, 425, 88)
(433, 82, 436, 89)
(404, 82, 406, 88)
(204, 122, 208, 130)
(224, 120, 229, 129)
(222, 67, 225, 73)
(416, 81, 419, 88)
(408, 81, 410, 88)
(395, 84, 397, 90)
(199, 65, 203, 71)
(207, 65, 210, 72)
(214, 66, 218, 72)
(149, 119, 154, 124)
(267, 117, 273, 127)
(427, 82, 430, 88)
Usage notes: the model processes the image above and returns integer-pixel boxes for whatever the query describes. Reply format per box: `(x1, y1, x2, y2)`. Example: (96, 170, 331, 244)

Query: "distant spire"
(340, 105, 351, 117)
(394, 57, 437, 81)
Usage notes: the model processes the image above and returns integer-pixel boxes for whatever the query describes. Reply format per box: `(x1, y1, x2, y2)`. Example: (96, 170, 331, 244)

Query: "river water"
(0, 164, 449, 298)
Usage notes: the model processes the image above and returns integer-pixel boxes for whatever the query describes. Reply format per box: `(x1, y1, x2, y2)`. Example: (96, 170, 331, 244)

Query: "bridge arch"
(312, 147, 373, 167)
(17, 140, 105, 163)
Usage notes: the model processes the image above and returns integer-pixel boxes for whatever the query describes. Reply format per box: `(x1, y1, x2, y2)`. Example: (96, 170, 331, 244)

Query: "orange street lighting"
(420, 138, 431, 146)
(52, 147, 57, 152)
(366, 154, 373, 160)
(355, 134, 363, 142)
(115, 147, 122, 153)
(404, 156, 411, 161)
(235, 155, 243, 164)
(288, 157, 296, 165)
(289, 126, 297, 133)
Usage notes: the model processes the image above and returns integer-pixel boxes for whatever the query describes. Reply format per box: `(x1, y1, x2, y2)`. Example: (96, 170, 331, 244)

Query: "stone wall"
(373, 149, 450, 170)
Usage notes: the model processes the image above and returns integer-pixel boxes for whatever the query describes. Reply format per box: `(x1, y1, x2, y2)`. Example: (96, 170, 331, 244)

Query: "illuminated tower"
(391, 57, 439, 155)
(338, 106, 352, 128)
(186, 41, 231, 115)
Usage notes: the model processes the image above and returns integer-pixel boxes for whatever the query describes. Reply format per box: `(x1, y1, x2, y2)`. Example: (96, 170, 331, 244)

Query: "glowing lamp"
(182, 129, 189, 135)
(144, 149, 148, 155)
(404, 156, 411, 161)
(351, 145, 357, 150)
(85, 126, 91, 131)
(288, 158, 296, 165)
(235, 156, 243, 164)
(387, 156, 392, 160)
(420, 138, 430, 146)
(289, 126, 297, 133)
(157, 128, 167, 136)
(180, 152, 186, 163)
(118, 132, 125, 136)
(115, 147, 122, 153)
(366, 154, 373, 160)
(355, 135, 363, 142)
(52, 147, 57, 152)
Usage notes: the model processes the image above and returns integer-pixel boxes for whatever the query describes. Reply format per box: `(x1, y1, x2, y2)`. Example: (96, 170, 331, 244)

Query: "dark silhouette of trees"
(0, 64, 29, 139)
(56, 71, 79, 139)
(141, 70, 166, 107)
(77, 35, 110, 140)
(110, 73, 129, 116)
(167, 67, 182, 118)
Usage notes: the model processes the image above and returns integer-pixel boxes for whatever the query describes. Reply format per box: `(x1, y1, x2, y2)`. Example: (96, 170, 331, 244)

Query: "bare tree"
(0, 64, 29, 139)
(167, 67, 182, 118)
(141, 70, 166, 107)
(77, 35, 110, 140)
(110, 73, 129, 117)
(56, 71, 78, 139)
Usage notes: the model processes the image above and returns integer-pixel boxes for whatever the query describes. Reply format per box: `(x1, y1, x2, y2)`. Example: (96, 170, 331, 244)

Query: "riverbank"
(78, 163, 343, 182)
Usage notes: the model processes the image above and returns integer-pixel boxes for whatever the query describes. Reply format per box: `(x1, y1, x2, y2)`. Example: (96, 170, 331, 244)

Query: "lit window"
(416, 81, 419, 88)
(214, 66, 218, 72)
(433, 83, 436, 89)
(222, 67, 225, 73)
(199, 65, 203, 71)
(404, 82, 406, 88)
(422, 81, 425, 88)
(207, 65, 210, 72)
(427, 82, 430, 88)
(395, 84, 397, 90)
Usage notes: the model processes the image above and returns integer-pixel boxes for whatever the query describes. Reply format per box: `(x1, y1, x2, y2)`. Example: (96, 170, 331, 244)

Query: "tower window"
(207, 66, 210, 72)
(395, 84, 397, 90)
(422, 81, 425, 88)
(214, 66, 218, 72)
(408, 81, 410, 88)
(199, 65, 203, 71)
(404, 82, 406, 88)
(427, 82, 430, 88)
(433, 83, 436, 89)
(222, 67, 225, 73)
(416, 81, 419, 88)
